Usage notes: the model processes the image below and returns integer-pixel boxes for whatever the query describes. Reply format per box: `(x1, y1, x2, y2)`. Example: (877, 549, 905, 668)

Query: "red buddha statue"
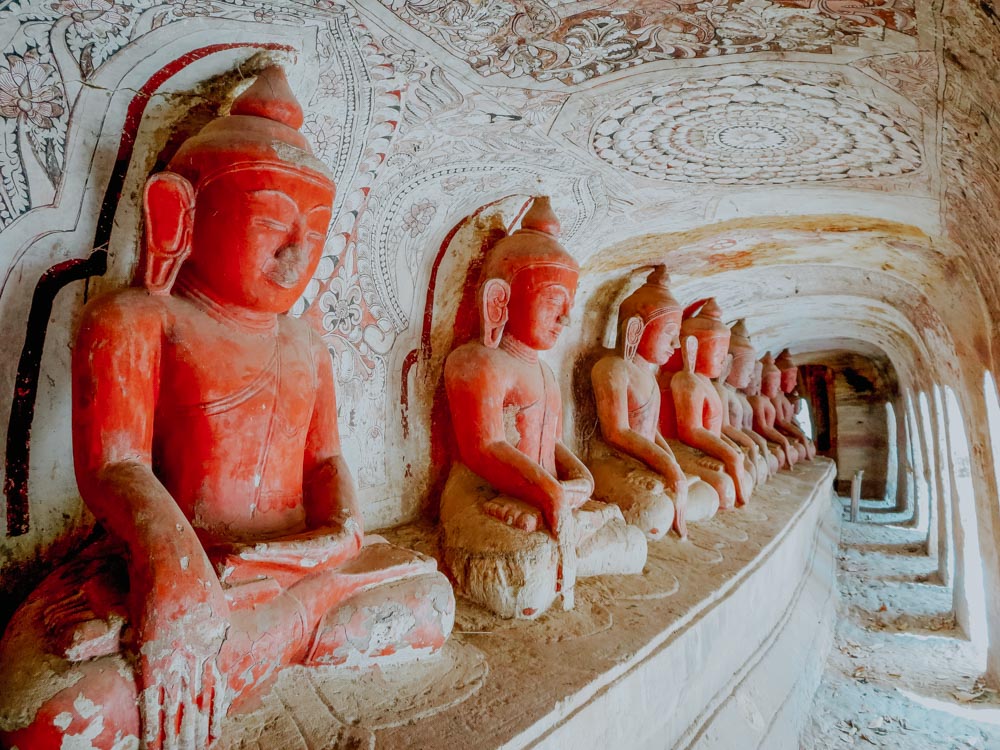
(589, 267, 719, 541)
(0, 67, 454, 750)
(713, 354, 764, 488)
(717, 320, 779, 478)
(441, 197, 646, 619)
(749, 354, 797, 468)
(774, 349, 816, 460)
(658, 299, 756, 509)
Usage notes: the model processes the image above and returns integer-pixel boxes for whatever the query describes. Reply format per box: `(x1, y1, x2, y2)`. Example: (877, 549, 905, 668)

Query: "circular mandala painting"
(591, 74, 921, 185)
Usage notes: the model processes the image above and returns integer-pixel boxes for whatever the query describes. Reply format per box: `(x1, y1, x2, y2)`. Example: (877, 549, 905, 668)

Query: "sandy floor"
(802, 498, 1000, 749)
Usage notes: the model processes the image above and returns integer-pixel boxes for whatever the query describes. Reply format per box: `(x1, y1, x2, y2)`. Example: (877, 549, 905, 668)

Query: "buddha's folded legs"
(439, 464, 646, 619)
(588, 453, 720, 535)
(299, 544, 454, 668)
(573, 500, 647, 577)
(748, 443, 773, 482)
(589, 454, 676, 540)
(666, 439, 737, 510)
(765, 449, 780, 474)
(0, 549, 139, 749)
(766, 441, 788, 469)
(731, 445, 758, 492)
(0, 540, 453, 748)
(685, 476, 721, 523)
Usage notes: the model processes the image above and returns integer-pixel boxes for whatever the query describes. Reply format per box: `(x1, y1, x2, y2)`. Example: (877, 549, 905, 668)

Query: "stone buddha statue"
(713, 354, 764, 489)
(589, 267, 719, 541)
(774, 349, 816, 460)
(715, 320, 778, 479)
(658, 299, 753, 508)
(749, 354, 798, 468)
(440, 197, 646, 620)
(0, 67, 454, 750)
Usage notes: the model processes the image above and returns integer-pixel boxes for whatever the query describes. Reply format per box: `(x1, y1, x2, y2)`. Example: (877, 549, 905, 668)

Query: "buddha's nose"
(558, 313, 571, 326)
(276, 243, 302, 261)
(275, 244, 306, 272)
(266, 244, 306, 288)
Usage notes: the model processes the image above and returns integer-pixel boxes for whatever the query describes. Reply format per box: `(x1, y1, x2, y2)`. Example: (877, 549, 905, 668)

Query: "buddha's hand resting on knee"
(137, 562, 231, 750)
(545, 479, 590, 538)
(671, 475, 689, 540)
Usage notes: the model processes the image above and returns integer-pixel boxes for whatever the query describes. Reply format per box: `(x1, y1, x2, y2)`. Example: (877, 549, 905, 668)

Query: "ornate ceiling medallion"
(591, 74, 921, 184)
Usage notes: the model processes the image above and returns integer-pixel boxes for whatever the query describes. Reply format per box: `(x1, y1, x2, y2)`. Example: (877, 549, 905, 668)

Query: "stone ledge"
(226, 458, 838, 750)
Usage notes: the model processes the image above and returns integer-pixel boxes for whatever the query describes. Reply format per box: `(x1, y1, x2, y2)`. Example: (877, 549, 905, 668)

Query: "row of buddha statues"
(0, 67, 814, 749)
(440, 201, 816, 619)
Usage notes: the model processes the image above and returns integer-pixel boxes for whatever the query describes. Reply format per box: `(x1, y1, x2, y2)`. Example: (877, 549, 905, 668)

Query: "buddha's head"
(680, 298, 730, 378)
(143, 66, 335, 314)
(760, 352, 782, 398)
(775, 348, 799, 394)
(617, 265, 681, 366)
(726, 319, 756, 389)
(745, 360, 763, 397)
(478, 197, 578, 351)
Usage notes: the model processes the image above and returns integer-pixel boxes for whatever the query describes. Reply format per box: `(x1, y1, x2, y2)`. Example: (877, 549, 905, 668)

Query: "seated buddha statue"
(658, 299, 754, 508)
(748, 354, 798, 468)
(714, 355, 764, 488)
(440, 197, 647, 620)
(715, 320, 777, 480)
(774, 349, 816, 460)
(589, 266, 719, 541)
(0, 68, 454, 750)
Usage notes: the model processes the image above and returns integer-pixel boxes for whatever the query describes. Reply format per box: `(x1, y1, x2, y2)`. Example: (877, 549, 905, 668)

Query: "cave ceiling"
(359, 0, 962, 372)
(360, 0, 938, 228)
(373, 0, 918, 84)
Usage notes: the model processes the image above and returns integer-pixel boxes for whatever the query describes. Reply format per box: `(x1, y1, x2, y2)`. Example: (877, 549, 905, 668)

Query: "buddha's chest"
(724, 388, 745, 423)
(500, 360, 560, 451)
(627, 369, 659, 437)
(734, 393, 754, 426)
(156, 314, 316, 439)
(774, 395, 793, 419)
(751, 397, 775, 425)
(688, 376, 721, 426)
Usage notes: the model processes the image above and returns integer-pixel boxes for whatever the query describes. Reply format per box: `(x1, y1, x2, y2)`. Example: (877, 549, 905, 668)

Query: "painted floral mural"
(379, 0, 917, 84)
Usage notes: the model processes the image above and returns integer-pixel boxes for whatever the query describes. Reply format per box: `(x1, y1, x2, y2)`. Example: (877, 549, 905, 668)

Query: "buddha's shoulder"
(592, 353, 631, 381)
(79, 288, 169, 328)
(670, 370, 700, 389)
(445, 341, 506, 374)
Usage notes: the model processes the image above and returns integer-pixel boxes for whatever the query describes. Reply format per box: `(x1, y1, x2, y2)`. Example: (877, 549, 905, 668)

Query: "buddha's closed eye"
(253, 217, 291, 232)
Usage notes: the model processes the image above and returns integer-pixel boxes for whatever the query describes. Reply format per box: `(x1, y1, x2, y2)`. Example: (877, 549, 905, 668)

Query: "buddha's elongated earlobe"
(143, 172, 195, 295)
(480, 277, 511, 348)
(682, 335, 698, 374)
(622, 315, 643, 361)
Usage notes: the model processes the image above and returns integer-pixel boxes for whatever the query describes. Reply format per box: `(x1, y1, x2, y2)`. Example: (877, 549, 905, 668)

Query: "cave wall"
(0, 0, 998, 676)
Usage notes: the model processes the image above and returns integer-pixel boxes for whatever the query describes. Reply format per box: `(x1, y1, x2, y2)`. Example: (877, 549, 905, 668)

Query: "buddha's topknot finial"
(230, 66, 304, 130)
